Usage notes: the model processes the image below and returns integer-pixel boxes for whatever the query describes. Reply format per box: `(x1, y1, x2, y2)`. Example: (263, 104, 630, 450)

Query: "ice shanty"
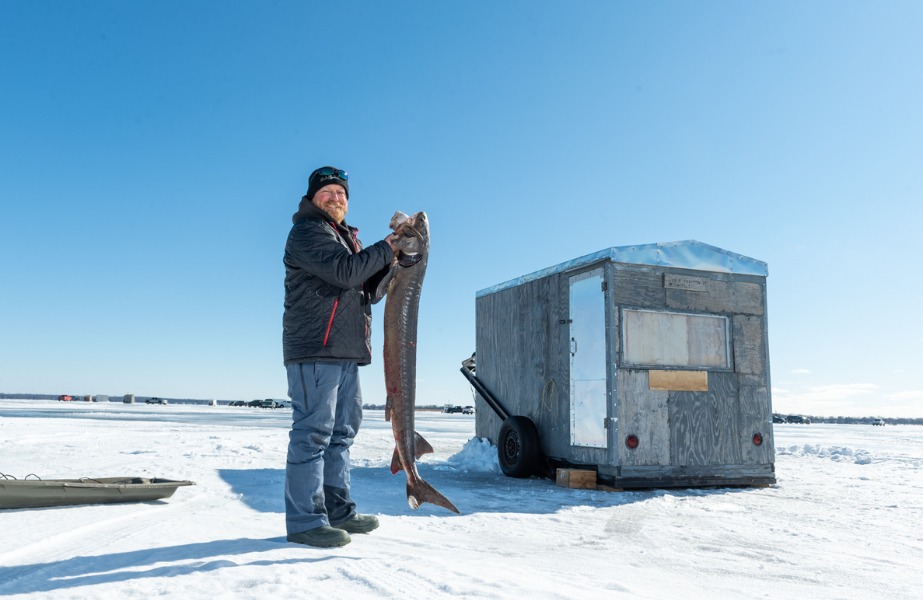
(464, 240, 775, 488)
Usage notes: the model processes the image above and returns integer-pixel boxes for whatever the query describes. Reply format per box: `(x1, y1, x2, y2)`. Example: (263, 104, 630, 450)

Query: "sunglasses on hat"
(311, 167, 348, 184)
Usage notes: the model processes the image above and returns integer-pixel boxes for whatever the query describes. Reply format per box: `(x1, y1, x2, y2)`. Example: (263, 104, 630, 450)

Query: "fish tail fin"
(407, 478, 460, 514)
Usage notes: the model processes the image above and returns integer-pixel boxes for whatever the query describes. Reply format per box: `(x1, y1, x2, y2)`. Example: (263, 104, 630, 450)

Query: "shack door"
(569, 268, 607, 448)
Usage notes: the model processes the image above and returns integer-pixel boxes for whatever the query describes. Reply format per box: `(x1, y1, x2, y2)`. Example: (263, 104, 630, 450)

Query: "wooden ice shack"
(474, 240, 775, 488)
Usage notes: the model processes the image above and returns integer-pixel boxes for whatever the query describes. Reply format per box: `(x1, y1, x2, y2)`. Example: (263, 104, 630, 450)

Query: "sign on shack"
(472, 240, 775, 488)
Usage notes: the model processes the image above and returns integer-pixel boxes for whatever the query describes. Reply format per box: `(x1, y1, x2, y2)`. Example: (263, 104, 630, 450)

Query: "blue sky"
(1, 1, 921, 417)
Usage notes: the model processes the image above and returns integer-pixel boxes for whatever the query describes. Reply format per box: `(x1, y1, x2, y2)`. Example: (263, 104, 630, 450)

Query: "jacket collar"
(294, 201, 358, 250)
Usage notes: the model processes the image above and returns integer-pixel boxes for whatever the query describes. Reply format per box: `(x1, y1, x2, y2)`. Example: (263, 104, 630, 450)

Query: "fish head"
(390, 211, 429, 266)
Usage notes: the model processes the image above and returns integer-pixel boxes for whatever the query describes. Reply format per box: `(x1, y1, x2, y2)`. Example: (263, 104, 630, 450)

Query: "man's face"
(311, 184, 348, 223)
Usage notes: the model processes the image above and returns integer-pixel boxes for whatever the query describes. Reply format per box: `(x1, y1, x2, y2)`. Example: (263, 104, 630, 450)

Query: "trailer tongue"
(460, 354, 547, 479)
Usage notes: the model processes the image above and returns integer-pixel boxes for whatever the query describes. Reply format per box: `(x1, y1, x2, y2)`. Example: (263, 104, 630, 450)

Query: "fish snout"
(390, 211, 411, 229)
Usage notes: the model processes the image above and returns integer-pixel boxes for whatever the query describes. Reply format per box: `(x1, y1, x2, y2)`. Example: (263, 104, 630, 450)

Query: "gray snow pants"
(284, 361, 363, 535)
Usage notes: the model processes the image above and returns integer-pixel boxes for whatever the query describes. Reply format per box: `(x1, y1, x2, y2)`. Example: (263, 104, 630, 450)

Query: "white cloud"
(886, 390, 923, 401)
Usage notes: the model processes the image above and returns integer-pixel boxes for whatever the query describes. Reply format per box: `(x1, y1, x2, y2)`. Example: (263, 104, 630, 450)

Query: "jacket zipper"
(323, 297, 339, 347)
(321, 221, 358, 347)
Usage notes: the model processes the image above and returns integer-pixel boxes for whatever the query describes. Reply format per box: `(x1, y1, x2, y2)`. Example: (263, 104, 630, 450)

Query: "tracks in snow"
(0, 491, 206, 592)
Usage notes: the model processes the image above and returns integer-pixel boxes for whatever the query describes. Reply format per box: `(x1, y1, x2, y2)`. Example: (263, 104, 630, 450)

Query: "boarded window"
(622, 309, 729, 369)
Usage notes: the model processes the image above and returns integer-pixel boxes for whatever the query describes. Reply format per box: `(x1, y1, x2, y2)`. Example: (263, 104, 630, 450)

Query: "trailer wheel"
(498, 416, 542, 478)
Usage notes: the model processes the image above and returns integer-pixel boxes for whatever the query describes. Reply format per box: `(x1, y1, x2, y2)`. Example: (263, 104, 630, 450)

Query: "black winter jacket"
(283, 202, 393, 365)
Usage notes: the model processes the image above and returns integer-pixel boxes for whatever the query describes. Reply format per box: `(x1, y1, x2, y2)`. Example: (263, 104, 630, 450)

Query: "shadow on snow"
(0, 537, 343, 595)
(0, 467, 754, 595)
(217, 464, 749, 517)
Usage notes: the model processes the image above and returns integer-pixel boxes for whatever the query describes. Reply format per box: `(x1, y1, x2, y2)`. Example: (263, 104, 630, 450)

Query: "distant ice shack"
(473, 240, 775, 488)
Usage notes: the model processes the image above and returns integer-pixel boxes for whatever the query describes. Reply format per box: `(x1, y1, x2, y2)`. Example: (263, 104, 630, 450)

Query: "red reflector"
(625, 434, 639, 449)
(753, 433, 763, 446)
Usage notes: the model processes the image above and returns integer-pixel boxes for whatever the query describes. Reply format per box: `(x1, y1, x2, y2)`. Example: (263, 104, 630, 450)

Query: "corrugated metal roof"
(476, 240, 768, 298)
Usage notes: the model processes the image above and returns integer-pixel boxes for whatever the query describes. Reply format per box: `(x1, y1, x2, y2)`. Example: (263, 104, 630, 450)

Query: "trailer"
(464, 240, 775, 489)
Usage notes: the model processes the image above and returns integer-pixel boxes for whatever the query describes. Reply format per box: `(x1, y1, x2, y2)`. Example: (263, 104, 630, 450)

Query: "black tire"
(497, 416, 542, 478)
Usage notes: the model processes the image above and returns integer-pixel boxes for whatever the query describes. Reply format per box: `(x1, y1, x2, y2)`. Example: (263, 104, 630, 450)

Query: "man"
(282, 166, 396, 547)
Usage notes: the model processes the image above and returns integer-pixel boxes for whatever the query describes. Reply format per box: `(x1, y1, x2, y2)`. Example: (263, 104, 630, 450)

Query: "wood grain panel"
(669, 372, 740, 466)
(618, 370, 670, 466)
(733, 315, 765, 375)
(666, 279, 764, 316)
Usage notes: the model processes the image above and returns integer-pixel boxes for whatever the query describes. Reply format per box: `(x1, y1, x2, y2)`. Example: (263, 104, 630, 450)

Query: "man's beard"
(321, 202, 347, 223)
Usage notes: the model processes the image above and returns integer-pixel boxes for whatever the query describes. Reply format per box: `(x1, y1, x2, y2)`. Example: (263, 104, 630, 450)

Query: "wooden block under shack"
(555, 468, 597, 489)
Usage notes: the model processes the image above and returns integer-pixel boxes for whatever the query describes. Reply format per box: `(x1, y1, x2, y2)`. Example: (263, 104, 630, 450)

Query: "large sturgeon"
(380, 211, 459, 514)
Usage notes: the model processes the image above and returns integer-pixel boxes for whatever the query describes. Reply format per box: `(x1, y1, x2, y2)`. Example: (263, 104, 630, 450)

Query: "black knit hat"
(306, 166, 349, 201)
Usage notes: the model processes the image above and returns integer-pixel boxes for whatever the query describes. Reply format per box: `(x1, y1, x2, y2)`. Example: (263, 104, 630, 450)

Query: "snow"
(1, 400, 921, 599)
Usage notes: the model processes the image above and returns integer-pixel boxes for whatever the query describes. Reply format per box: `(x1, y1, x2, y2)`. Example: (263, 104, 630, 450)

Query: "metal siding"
(477, 240, 768, 297)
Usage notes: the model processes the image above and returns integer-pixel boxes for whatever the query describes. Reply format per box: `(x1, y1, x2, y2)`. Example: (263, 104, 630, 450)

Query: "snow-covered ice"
(1, 400, 921, 599)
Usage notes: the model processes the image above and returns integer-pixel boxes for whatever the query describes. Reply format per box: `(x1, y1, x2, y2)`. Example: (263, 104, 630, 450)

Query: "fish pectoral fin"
(413, 432, 435, 459)
(384, 396, 392, 422)
(390, 448, 404, 474)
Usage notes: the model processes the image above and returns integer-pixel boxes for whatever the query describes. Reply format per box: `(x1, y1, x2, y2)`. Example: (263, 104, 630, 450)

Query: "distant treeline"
(362, 404, 447, 412)
(787, 415, 923, 426)
(0, 393, 222, 405)
(3, 394, 920, 423)
(1, 394, 450, 410)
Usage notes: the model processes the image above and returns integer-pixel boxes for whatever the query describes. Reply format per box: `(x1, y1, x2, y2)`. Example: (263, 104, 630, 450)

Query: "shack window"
(621, 309, 729, 369)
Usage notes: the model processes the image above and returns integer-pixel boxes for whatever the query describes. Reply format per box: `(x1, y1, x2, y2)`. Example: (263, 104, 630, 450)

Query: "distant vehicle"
(786, 415, 810, 424)
(261, 399, 284, 409)
(462, 406, 475, 414)
(870, 418, 885, 426)
(57, 395, 74, 402)
(772, 414, 786, 424)
(228, 401, 247, 407)
(146, 397, 167, 405)
(443, 405, 464, 414)
(248, 399, 264, 408)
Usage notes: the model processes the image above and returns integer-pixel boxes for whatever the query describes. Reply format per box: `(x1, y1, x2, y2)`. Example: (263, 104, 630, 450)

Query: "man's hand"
(386, 233, 400, 254)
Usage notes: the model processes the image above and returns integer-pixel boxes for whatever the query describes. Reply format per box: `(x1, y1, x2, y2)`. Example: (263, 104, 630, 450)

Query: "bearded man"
(282, 166, 397, 547)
